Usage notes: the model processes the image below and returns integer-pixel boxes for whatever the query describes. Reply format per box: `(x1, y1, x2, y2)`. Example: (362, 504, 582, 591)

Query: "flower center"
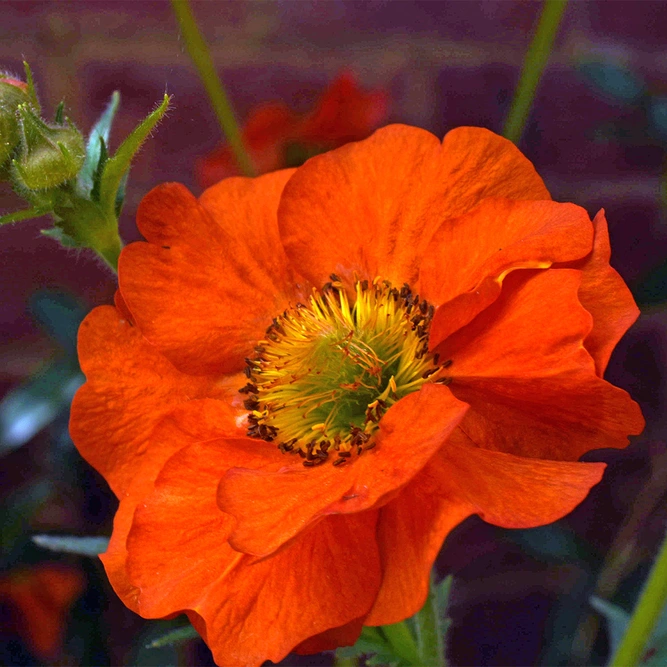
(241, 276, 451, 466)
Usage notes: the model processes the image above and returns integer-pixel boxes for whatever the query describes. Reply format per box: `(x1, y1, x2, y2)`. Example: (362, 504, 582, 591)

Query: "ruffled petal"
(421, 199, 593, 347)
(438, 269, 644, 460)
(70, 306, 236, 496)
(278, 125, 549, 290)
(122, 411, 380, 667)
(366, 455, 473, 626)
(119, 173, 302, 375)
(295, 618, 365, 654)
(571, 210, 640, 376)
(218, 384, 469, 557)
(440, 431, 608, 528)
(99, 398, 244, 611)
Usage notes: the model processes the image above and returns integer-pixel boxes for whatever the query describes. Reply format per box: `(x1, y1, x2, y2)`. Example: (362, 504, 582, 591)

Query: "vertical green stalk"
(610, 530, 667, 667)
(502, 0, 569, 145)
(170, 0, 256, 177)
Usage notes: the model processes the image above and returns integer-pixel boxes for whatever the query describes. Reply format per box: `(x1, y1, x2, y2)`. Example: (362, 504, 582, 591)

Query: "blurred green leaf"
(0, 359, 83, 453)
(0, 481, 52, 560)
(577, 60, 645, 105)
(28, 290, 87, 355)
(501, 523, 595, 564)
(131, 617, 195, 667)
(145, 624, 200, 649)
(634, 260, 667, 305)
(591, 595, 667, 665)
(31, 534, 109, 556)
(591, 596, 631, 656)
(78, 91, 120, 197)
(649, 97, 667, 142)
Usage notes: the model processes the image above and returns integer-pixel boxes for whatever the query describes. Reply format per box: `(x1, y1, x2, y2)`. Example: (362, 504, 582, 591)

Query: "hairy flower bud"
(12, 103, 85, 191)
(0, 75, 30, 173)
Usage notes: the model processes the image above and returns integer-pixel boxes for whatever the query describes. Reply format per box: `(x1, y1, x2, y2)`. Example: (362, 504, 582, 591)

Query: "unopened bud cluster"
(1, 72, 85, 191)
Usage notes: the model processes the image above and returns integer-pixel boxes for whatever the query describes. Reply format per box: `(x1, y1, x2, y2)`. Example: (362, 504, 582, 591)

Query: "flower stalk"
(610, 529, 667, 667)
(170, 0, 256, 177)
(503, 0, 568, 144)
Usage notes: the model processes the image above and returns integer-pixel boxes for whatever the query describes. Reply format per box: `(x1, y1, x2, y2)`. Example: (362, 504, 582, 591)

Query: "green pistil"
(242, 276, 449, 467)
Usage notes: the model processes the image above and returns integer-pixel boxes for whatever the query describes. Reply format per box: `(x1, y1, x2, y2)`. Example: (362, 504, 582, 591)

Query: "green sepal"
(31, 534, 110, 557)
(78, 91, 119, 197)
(99, 93, 170, 220)
(40, 226, 79, 247)
(90, 136, 109, 202)
(54, 100, 64, 124)
(22, 61, 40, 113)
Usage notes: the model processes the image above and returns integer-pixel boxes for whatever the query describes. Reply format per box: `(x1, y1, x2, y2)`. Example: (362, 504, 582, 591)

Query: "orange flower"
(196, 71, 388, 187)
(71, 125, 644, 667)
(0, 564, 84, 660)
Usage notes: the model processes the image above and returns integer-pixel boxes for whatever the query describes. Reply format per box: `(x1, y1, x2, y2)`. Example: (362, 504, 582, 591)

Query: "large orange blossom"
(70, 125, 644, 667)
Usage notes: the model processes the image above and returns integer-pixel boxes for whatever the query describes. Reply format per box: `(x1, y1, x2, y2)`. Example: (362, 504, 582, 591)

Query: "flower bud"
(12, 103, 85, 191)
(0, 75, 30, 172)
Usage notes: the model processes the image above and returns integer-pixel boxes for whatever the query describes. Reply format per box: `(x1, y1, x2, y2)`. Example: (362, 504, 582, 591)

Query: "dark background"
(1, 2, 666, 666)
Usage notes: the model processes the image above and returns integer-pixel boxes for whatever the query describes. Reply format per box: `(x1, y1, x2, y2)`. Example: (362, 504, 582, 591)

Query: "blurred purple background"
(1, 1, 667, 666)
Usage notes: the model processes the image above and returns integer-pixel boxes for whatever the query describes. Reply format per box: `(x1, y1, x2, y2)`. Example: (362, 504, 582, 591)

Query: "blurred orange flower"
(0, 564, 84, 660)
(71, 125, 643, 667)
(196, 71, 388, 187)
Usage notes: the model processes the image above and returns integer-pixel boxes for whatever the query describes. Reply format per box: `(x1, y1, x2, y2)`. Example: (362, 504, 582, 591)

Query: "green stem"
(170, 0, 255, 177)
(502, 0, 568, 144)
(414, 574, 446, 667)
(610, 530, 667, 667)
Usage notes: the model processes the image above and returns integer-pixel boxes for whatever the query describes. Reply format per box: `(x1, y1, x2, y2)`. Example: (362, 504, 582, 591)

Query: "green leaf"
(145, 624, 200, 649)
(99, 94, 170, 220)
(78, 91, 119, 196)
(0, 206, 49, 225)
(0, 359, 83, 453)
(31, 534, 109, 556)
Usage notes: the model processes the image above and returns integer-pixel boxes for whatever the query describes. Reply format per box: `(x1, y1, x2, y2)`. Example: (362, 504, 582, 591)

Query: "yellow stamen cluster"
(241, 276, 450, 467)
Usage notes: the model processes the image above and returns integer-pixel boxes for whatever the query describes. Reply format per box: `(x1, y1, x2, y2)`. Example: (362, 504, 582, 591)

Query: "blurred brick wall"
(1, 0, 666, 352)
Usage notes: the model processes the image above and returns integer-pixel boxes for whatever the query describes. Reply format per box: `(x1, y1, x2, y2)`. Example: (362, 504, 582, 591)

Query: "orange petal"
(439, 433, 608, 528)
(278, 125, 549, 289)
(123, 423, 381, 667)
(366, 456, 473, 626)
(119, 174, 301, 375)
(570, 210, 640, 376)
(218, 384, 469, 556)
(438, 269, 644, 460)
(70, 306, 236, 496)
(421, 199, 593, 347)
(295, 618, 365, 654)
(100, 398, 246, 612)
